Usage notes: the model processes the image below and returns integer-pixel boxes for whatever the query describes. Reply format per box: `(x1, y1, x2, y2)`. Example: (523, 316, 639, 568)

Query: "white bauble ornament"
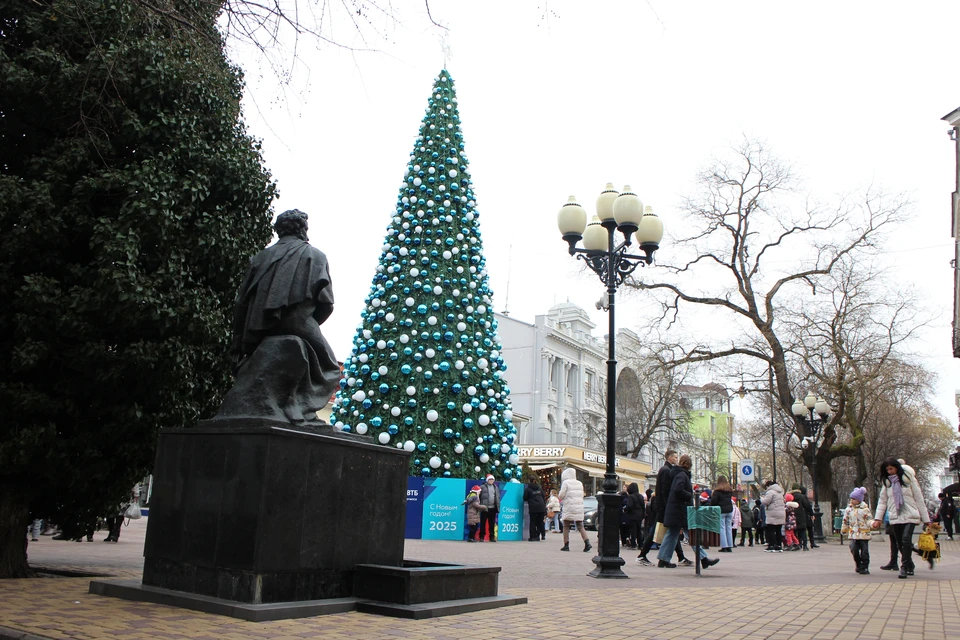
(478, 415, 490, 426)
(424, 428, 432, 435)
(378, 433, 391, 444)
(351, 390, 365, 402)
(378, 366, 388, 375)
(358, 354, 369, 363)
(444, 463, 451, 470)
(406, 386, 416, 396)
(509, 454, 520, 465)
(462, 404, 472, 413)
(479, 453, 490, 463)
(475, 466, 481, 473)
(478, 358, 488, 370)
(457, 323, 466, 332)
(426, 410, 439, 422)
(454, 443, 465, 454)
(377, 340, 387, 349)
(356, 423, 369, 435)
(403, 440, 416, 452)
(410, 268, 420, 277)
(400, 334, 410, 344)
(442, 251, 451, 260)
(429, 456, 442, 469)
(390, 406, 401, 417)
(503, 410, 513, 421)
(500, 444, 510, 454)
(455, 360, 465, 370)
(425, 348, 436, 358)
(428, 316, 438, 326)
(467, 386, 477, 396)
(385, 313, 395, 322)
(405, 297, 415, 306)
(363, 329, 372, 339)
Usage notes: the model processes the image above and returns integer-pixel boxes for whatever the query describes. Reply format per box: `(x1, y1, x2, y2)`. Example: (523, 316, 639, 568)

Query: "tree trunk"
(0, 487, 33, 578)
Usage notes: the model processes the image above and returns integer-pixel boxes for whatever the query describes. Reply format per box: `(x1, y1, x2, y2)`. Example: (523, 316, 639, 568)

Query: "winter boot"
(560, 543, 570, 552)
(584, 540, 593, 553)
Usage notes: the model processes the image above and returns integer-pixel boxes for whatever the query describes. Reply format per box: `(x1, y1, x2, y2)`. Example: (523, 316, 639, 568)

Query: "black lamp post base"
(587, 556, 628, 579)
(588, 491, 629, 579)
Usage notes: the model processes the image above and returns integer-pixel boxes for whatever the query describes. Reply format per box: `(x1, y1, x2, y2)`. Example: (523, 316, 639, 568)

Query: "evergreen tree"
(0, 0, 276, 577)
(333, 70, 519, 481)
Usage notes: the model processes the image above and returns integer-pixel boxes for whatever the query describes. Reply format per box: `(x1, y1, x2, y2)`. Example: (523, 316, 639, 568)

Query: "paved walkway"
(1, 520, 958, 639)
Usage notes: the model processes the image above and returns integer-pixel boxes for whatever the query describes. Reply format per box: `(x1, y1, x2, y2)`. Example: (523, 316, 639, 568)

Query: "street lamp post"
(792, 392, 831, 542)
(557, 183, 664, 579)
(736, 364, 778, 484)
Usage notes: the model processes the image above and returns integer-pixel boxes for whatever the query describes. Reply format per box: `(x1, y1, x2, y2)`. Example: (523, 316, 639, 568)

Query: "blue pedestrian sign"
(740, 459, 755, 482)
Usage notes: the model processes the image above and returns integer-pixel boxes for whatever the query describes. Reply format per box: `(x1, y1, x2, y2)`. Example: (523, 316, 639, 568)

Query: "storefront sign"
(517, 447, 566, 458)
(582, 450, 621, 467)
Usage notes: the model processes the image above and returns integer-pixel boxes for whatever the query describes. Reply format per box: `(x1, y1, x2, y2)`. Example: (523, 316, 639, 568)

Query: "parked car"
(581, 495, 600, 530)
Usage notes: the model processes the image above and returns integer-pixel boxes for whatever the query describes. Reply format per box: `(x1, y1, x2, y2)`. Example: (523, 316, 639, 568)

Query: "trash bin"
(833, 515, 843, 533)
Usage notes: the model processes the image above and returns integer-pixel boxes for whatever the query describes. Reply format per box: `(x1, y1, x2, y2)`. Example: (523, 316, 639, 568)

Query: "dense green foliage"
(331, 70, 520, 481)
(0, 0, 276, 573)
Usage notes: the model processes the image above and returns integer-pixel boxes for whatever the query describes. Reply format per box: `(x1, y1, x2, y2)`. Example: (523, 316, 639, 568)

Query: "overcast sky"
(235, 1, 960, 424)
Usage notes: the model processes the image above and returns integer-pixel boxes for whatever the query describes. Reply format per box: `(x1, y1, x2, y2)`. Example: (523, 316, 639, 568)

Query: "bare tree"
(628, 139, 909, 507)
(574, 348, 692, 459)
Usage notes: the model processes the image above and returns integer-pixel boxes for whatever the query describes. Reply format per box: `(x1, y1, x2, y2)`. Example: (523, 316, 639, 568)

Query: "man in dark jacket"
(636, 450, 690, 566)
(523, 482, 547, 541)
(938, 493, 956, 540)
(795, 485, 818, 549)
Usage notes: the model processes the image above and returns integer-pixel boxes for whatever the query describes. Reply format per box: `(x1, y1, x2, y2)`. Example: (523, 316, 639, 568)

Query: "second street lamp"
(557, 183, 664, 579)
(792, 392, 831, 543)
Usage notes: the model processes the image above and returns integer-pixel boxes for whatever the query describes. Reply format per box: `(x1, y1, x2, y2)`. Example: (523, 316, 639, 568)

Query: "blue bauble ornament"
(407, 399, 417, 408)
(463, 418, 474, 429)
(370, 372, 379, 382)
(474, 445, 484, 455)
(443, 471, 452, 477)
(452, 383, 462, 394)
(401, 364, 412, 375)
(439, 361, 450, 372)
(404, 416, 414, 425)
(339, 379, 347, 389)
(424, 371, 433, 380)
(446, 401, 456, 410)
(371, 417, 383, 427)
(503, 469, 513, 479)
(443, 331, 454, 341)
(443, 428, 454, 439)
(421, 468, 431, 477)
(379, 383, 390, 394)
(360, 365, 371, 375)
(417, 442, 427, 452)
(417, 304, 428, 315)
(403, 347, 413, 356)
(388, 424, 399, 435)
(362, 399, 373, 410)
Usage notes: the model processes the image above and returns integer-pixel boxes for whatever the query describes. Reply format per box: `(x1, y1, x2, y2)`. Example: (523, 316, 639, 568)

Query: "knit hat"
(784, 493, 793, 502)
(485, 474, 495, 482)
(471, 485, 481, 492)
(850, 487, 867, 502)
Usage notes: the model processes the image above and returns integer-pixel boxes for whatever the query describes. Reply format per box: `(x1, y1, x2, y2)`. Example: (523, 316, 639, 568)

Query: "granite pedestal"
(140, 421, 409, 603)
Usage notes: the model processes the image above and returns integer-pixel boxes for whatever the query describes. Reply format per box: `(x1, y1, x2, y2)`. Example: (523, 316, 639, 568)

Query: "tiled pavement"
(2, 520, 959, 639)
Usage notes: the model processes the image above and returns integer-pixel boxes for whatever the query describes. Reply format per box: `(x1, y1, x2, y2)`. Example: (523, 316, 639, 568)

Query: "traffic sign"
(740, 458, 755, 482)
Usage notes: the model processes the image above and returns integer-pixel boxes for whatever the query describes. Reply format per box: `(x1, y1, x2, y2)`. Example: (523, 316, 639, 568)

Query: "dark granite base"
(90, 579, 526, 622)
(142, 424, 411, 603)
(354, 561, 500, 605)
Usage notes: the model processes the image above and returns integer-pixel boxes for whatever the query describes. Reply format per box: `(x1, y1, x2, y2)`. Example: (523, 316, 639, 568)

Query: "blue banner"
(405, 477, 424, 539)
(496, 481, 524, 541)
(421, 478, 467, 540)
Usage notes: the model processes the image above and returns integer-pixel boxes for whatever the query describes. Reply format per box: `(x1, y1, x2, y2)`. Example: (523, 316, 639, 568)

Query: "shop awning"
(569, 464, 605, 479)
(527, 463, 562, 471)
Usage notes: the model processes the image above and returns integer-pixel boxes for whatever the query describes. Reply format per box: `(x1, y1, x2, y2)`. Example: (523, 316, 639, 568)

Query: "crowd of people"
(510, 449, 956, 580)
(24, 484, 142, 547)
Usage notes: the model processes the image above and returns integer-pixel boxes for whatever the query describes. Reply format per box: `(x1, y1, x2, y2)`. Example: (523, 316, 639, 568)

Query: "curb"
(0, 626, 53, 640)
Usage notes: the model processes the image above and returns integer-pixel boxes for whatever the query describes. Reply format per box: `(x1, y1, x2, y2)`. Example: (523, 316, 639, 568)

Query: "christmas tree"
(333, 70, 520, 481)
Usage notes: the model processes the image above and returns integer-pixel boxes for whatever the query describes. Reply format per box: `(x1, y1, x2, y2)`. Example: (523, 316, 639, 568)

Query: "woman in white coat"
(871, 457, 930, 579)
(557, 467, 592, 553)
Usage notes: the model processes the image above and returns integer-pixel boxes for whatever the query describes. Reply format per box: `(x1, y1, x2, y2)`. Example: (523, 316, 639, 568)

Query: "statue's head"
(274, 209, 309, 241)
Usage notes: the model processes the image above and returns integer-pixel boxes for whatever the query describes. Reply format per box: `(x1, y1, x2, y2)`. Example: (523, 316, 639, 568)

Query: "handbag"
(123, 503, 142, 520)
(654, 522, 667, 544)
